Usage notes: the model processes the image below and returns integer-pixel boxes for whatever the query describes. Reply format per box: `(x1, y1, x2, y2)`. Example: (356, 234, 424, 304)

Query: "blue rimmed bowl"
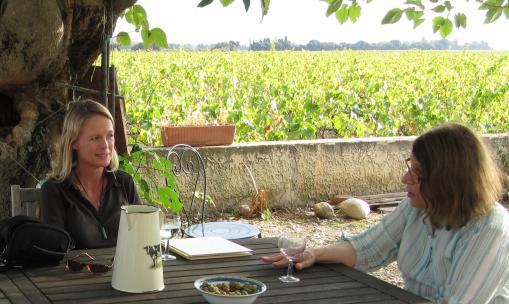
(194, 276, 267, 304)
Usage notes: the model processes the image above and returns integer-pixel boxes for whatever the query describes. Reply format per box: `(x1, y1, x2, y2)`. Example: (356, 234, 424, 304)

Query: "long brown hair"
(50, 99, 118, 181)
(412, 123, 502, 229)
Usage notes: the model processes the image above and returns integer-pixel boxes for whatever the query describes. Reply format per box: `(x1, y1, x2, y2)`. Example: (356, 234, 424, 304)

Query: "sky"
(114, 0, 509, 50)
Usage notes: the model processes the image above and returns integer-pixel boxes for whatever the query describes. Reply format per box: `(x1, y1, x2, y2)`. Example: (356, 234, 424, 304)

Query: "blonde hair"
(412, 123, 503, 229)
(50, 99, 118, 181)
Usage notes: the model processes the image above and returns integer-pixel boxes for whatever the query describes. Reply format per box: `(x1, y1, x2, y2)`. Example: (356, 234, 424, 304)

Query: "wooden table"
(0, 238, 430, 303)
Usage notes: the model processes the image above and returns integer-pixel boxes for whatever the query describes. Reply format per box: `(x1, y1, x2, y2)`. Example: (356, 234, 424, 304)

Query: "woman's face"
(401, 156, 426, 209)
(72, 115, 114, 170)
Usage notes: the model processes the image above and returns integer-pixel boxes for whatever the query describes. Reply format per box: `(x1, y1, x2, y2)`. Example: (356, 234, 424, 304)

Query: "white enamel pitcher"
(111, 205, 164, 293)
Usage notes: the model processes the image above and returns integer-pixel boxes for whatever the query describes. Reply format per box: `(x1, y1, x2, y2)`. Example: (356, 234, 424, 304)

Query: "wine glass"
(160, 210, 181, 261)
(278, 235, 306, 283)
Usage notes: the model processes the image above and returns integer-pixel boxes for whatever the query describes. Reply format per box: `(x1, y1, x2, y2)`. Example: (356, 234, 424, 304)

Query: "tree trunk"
(0, 0, 135, 218)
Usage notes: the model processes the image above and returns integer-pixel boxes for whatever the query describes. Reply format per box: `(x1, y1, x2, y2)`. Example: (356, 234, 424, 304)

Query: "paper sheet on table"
(167, 236, 253, 260)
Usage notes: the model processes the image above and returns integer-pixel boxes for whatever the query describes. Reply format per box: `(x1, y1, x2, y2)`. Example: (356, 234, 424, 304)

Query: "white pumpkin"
(313, 202, 335, 219)
(339, 198, 370, 220)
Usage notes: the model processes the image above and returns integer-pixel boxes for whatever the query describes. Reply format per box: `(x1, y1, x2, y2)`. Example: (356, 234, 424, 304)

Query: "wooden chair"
(10, 185, 41, 217)
(166, 144, 260, 239)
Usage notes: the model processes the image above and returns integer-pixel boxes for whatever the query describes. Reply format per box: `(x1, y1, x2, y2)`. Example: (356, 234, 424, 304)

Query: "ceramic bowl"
(194, 276, 266, 304)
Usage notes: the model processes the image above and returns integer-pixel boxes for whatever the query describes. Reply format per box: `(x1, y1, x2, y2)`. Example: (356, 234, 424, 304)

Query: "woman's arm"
(261, 241, 357, 270)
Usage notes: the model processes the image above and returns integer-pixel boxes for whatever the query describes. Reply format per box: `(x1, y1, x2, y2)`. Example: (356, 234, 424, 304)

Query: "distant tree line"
(118, 37, 491, 51)
(249, 37, 491, 51)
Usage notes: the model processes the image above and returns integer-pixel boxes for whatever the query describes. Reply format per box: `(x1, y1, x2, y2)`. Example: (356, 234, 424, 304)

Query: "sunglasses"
(65, 252, 112, 274)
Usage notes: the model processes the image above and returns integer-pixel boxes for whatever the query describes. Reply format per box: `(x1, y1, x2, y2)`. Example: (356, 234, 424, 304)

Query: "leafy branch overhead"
(115, 0, 508, 47)
(324, 0, 509, 38)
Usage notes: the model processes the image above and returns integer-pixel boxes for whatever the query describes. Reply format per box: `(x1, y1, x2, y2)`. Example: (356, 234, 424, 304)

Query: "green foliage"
(119, 145, 182, 213)
(261, 208, 272, 221)
(120, 0, 509, 50)
(116, 5, 168, 48)
(112, 50, 509, 146)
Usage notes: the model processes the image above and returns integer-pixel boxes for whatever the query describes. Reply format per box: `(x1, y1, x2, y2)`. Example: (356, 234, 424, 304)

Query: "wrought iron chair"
(166, 144, 259, 239)
(11, 185, 41, 217)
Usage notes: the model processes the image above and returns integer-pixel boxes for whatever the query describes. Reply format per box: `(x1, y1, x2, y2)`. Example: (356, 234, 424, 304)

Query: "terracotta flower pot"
(161, 124, 235, 147)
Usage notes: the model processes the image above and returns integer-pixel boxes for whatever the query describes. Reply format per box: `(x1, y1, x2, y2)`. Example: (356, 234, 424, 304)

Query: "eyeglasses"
(65, 252, 112, 274)
(405, 158, 422, 184)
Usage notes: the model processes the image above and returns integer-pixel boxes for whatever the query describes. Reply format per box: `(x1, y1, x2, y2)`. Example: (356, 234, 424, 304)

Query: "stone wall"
(150, 134, 509, 212)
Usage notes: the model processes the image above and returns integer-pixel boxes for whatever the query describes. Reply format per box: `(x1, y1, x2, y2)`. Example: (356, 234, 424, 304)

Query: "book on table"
(166, 236, 253, 260)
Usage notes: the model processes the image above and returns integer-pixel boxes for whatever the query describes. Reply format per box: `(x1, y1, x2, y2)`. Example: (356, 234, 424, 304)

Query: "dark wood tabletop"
(0, 237, 430, 303)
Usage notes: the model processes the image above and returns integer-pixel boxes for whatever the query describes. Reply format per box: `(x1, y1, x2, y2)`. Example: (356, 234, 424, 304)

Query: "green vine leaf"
(432, 5, 445, 13)
(485, 8, 503, 23)
(382, 8, 403, 24)
(197, 0, 214, 7)
(261, 0, 270, 16)
(405, 0, 424, 10)
(116, 32, 131, 46)
(335, 4, 349, 24)
(150, 28, 168, 48)
(433, 16, 453, 37)
(220, 0, 235, 6)
(326, 0, 343, 17)
(454, 13, 467, 28)
(349, 3, 361, 23)
(124, 5, 148, 31)
(243, 0, 250, 11)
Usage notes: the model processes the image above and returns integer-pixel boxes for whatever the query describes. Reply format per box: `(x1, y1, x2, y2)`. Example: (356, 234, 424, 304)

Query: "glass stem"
(165, 238, 170, 254)
(287, 259, 294, 278)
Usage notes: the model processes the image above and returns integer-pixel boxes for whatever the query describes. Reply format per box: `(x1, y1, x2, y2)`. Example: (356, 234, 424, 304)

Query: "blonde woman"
(263, 123, 509, 303)
(41, 100, 140, 249)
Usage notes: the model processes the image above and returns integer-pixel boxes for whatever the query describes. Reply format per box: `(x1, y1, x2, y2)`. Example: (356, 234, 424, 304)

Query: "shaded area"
(0, 92, 19, 138)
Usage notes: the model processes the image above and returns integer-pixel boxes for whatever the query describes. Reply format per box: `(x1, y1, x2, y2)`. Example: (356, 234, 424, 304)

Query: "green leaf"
(440, 18, 453, 37)
(432, 5, 445, 13)
(335, 5, 349, 24)
(505, 6, 509, 19)
(220, 0, 234, 6)
(197, 0, 214, 7)
(150, 28, 168, 48)
(382, 8, 403, 24)
(124, 5, 148, 31)
(261, 0, 270, 16)
(485, 8, 503, 23)
(405, 8, 415, 20)
(348, 3, 361, 23)
(140, 179, 150, 194)
(454, 13, 467, 28)
(444, 1, 452, 11)
(326, 0, 343, 17)
(116, 32, 131, 46)
(432, 16, 444, 33)
(413, 18, 425, 28)
(405, 0, 424, 10)
(141, 29, 150, 48)
(243, 0, 250, 11)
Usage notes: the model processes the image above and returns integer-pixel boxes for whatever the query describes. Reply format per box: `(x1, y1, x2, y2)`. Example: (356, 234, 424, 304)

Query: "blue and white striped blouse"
(346, 198, 509, 303)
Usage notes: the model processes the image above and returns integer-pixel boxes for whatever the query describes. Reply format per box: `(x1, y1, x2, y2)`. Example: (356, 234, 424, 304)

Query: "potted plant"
(160, 107, 235, 147)
(119, 145, 182, 213)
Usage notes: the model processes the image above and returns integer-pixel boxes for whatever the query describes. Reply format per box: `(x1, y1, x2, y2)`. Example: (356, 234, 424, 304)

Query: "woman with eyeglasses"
(262, 123, 508, 303)
(40, 99, 141, 249)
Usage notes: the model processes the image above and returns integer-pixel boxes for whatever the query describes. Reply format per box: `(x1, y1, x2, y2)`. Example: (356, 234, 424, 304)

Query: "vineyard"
(111, 50, 509, 146)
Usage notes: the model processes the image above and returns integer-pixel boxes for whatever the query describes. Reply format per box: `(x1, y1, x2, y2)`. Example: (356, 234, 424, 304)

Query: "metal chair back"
(165, 144, 207, 236)
(165, 144, 260, 240)
(11, 185, 41, 217)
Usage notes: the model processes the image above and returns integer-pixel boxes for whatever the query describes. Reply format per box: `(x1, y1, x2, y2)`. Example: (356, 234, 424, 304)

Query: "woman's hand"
(261, 241, 357, 269)
(261, 248, 316, 271)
